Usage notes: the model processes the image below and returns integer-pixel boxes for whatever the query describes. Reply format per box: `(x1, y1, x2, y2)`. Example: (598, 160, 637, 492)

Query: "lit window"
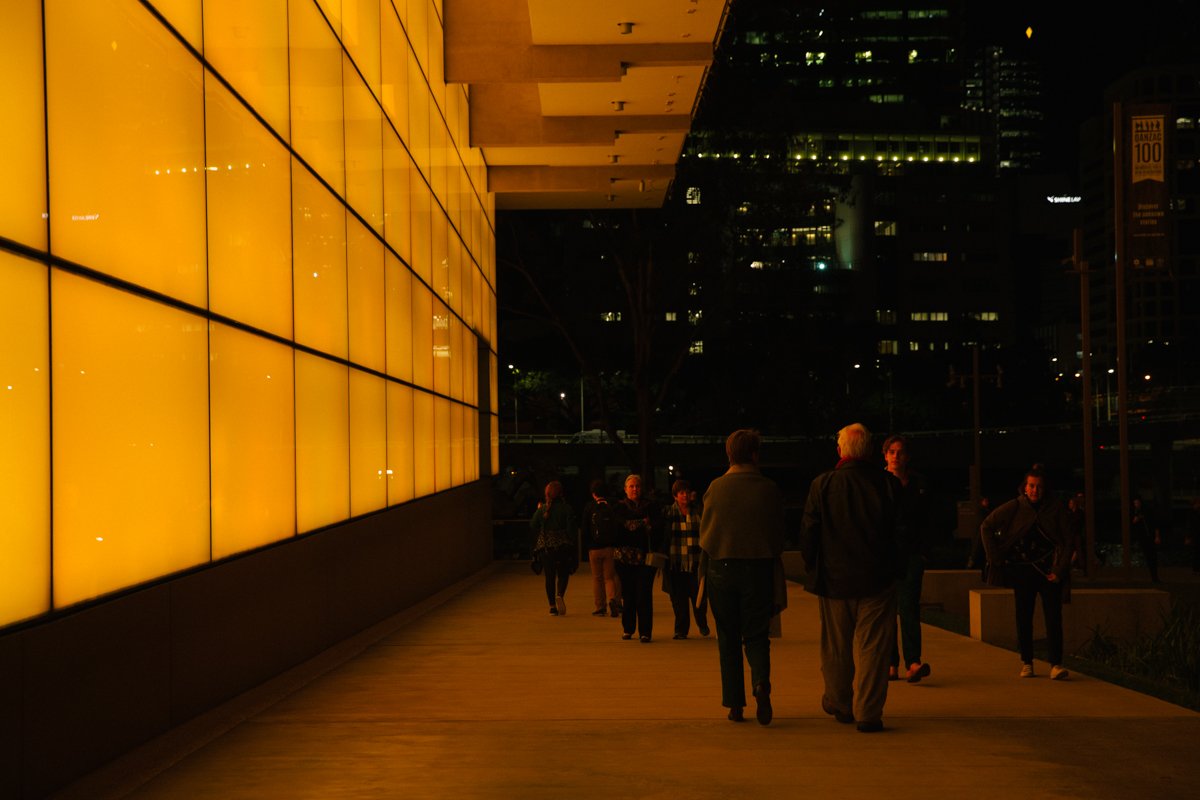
(687, 310, 702, 325)
(874, 221, 897, 236)
(686, 187, 701, 205)
(876, 309, 896, 324)
(750, 260, 765, 270)
(909, 341, 921, 351)
(969, 311, 999, 321)
(910, 312, 929, 322)
(601, 311, 622, 322)
(878, 340, 898, 355)
(805, 51, 827, 66)
(665, 312, 677, 322)
(689, 340, 704, 355)
(930, 312, 949, 321)
(688, 283, 699, 297)
(913, 252, 948, 262)
(908, 49, 919, 64)
(855, 50, 873, 63)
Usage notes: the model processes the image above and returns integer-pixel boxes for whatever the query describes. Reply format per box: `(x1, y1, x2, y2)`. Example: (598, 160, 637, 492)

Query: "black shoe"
(621, 632, 633, 640)
(673, 633, 687, 640)
(753, 683, 773, 726)
(856, 720, 884, 733)
(821, 697, 854, 724)
(549, 606, 558, 615)
(906, 663, 931, 684)
(640, 635, 652, 643)
(727, 707, 745, 722)
(591, 609, 607, 616)
(609, 600, 621, 618)
(698, 624, 711, 637)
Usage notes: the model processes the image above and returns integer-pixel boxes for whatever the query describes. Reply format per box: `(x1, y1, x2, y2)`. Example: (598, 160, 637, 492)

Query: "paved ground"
(58, 562, 1200, 799)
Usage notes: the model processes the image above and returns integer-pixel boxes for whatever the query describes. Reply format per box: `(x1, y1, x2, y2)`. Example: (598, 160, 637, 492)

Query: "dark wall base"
(0, 482, 491, 799)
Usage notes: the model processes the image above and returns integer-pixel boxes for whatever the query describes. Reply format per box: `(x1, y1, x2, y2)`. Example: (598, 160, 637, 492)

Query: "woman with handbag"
(530, 480, 577, 616)
(980, 465, 1073, 680)
(613, 474, 661, 642)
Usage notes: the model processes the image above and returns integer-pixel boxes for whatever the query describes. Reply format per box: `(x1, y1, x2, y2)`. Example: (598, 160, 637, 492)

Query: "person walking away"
(614, 474, 660, 642)
(881, 435, 932, 684)
(1131, 497, 1161, 583)
(530, 481, 577, 616)
(662, 479, 710, 639)
(700, 429, 785, 725)
(801, 423, 903, 733)
(582, 479, 622, 617)
(980, 465, 1072, 679)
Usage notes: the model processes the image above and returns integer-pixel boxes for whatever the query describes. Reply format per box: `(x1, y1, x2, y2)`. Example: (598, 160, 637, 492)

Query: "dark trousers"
(539, 548, 574, 606)
(616, 562, 656, 637)
(1009, 566, 1064, 665)
(706, 558, 773, 708)
(1136, 533, 1160, 582)
(890, 554, 924, 668)
(666, 568, 709, 636)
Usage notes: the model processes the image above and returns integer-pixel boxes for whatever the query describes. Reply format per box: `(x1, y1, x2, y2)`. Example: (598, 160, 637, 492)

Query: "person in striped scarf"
(662, 479, 711, 639)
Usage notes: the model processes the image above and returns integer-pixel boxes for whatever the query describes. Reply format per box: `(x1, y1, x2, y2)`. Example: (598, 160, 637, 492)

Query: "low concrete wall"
(0, 481, 492, 800)
(969, 588, 1171, 656)
(921, 569, 988, 618)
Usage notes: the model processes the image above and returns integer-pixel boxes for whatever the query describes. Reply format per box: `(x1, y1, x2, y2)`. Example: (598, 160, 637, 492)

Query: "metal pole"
(1075, 228, 1097, 576)
(971, 345, 982, 510)
(1114, 101, 1133, 575)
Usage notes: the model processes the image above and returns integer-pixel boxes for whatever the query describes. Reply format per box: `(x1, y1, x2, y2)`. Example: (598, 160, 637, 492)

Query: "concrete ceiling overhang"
(444, 0, 730, 209)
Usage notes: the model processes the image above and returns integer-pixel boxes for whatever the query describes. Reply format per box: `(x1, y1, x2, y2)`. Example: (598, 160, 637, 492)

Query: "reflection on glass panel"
(384, 252, 413, 381)
(344, 55, 383, 235)
(407, 49, 430, 181)
(46, 0, 207, 306)
(52, 272, 209, 608)
(412, 283, 434, 390)
(0, 252, 50, 627)
(293, 162, 349, 358)
(408, 0, 429, 77)
(385, 381, 414, 505)
(432, 298, 450, 396)
(382, 126, 413, 265)
(204, 0, 290, 139)
(348, 220, 386, 372)
(490, 413, 500, 476)
(206, 78, 293, 338)
(349, 368, 387, 516)
(448, 316, 462, 401)
(380, 10, 410, 144)
(342, 0, 381, 95)
(316, 0, 343, 31)
(413, 389, 435, 497)
(290, 0, 345, 195)
(295, 352, 350, 533)
(0, 0, 47, 250)
(432, 212, 449, 304)
(461, 250, 475, 329)
(446, 235, 462, 317)
(434, 396, 451, 491)
(210, 323, 296, 559)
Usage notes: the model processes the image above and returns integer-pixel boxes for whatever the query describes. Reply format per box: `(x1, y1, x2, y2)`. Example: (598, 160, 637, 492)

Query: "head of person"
(589, 478, 605, 500)
(672, 479, 692, 506)
(544, 480, 564, 505)
(881, 434, 909, 475)
(1133, 496, 1143, 511)
(624, 474, 642, 502)
(726, 428, 761, 466)
(1022, 465, 1047, 505)
(836, 423, 872, 460)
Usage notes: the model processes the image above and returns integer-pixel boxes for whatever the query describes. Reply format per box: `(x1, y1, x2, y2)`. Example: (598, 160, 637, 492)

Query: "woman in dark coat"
(530, 480, 577, 616)
(980, 465, 1072, 680)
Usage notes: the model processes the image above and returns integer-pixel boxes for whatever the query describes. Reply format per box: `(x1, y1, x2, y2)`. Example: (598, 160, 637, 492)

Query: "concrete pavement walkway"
(58, 562, 1200, 799)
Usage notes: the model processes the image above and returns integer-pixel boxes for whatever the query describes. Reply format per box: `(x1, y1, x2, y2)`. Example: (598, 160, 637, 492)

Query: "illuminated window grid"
(0, 0, 499, 628)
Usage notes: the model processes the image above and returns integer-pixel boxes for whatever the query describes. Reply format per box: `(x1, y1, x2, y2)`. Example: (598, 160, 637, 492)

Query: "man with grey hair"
(801, 423, 904, 733)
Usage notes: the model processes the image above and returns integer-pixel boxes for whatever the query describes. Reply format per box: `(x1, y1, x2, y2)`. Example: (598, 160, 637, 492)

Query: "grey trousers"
(818, 585, 897, 725)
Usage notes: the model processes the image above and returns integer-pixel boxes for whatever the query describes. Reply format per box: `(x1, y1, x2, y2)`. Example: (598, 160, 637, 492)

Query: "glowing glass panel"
(0, 0, 47, 250)
(295, 352, 349, 533)
(434, 396, 451, 491)
(349, 368, 387, 516)
(450, 401, 464, 487)
(432, 299, 450, 396)
(203, 0, 290, 138)
(380, 11, 411, 143)
(344, 55, 384, 235)
(382, 126, 413, 265)
(385, 252, 414, 381)
(342, 0, 381, 96)
(0, 252, 50, 626)
(412, 284, 434, 390)
(348, 220, 386, 373)
(151, 0, 202, 48)
(290, 0, 345, 196)
(206, 78, 293, 338)
(46, 0, 207, 306)
(293, 162, 349, 358)
(52, 272, 209, 608)
(209, 323, 296, 559)
(385, 381, 414, 505)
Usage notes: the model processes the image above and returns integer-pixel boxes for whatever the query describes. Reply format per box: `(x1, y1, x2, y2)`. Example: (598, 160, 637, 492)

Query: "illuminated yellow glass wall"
(0, 0, 498, 629)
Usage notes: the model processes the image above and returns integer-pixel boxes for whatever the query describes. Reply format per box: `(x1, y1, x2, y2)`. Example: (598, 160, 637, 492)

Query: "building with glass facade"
(0, 1, 726, 795)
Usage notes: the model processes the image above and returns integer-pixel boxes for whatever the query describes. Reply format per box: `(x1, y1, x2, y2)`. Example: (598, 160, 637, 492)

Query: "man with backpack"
(583, 479, 622, 617)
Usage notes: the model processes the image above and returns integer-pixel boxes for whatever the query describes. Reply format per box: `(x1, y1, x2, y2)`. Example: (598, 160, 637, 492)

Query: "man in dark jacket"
(801, 423, 903, 733)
